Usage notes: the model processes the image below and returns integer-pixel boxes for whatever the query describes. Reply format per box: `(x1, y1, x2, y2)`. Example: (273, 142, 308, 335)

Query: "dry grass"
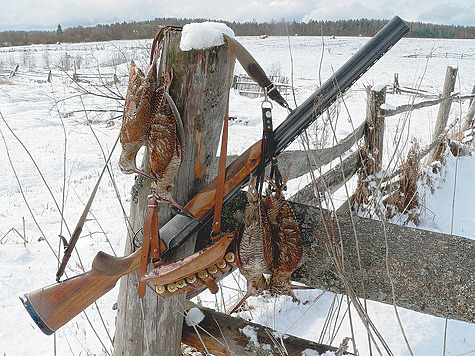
(386, 140, 421, 224)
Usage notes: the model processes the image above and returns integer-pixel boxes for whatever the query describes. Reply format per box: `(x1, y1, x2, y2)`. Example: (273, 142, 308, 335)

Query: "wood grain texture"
(428, 66, 458, 164)
(181, 302, 339, 355)
(219, 191, 475, 323)
(113, 28, 235, 356)
(26, 249, 141, 332)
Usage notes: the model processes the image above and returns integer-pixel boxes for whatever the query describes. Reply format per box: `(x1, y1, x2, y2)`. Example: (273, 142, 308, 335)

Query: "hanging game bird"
(238, 175, 273, 295)
(119, 57, 191, 215)
(264, 175, 304, 301)
(119, 57, 171, 180)
(230, 172, 304, 313)
(147, 72, 190, 215)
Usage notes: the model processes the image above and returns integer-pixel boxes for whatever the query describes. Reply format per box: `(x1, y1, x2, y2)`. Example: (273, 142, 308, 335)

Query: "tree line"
(1, 17, 473, 47)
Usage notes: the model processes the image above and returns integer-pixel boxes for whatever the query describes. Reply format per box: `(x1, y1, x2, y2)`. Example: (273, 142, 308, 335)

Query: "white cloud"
(0, 0, 473, 31)
(418, 3, 475, 26)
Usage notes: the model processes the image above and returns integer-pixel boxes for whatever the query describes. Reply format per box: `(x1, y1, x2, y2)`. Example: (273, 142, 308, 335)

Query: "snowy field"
(0, 33, 474, 355)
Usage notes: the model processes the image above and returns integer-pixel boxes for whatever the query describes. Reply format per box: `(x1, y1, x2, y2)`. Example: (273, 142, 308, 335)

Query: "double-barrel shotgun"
(22, 16, 409, 335)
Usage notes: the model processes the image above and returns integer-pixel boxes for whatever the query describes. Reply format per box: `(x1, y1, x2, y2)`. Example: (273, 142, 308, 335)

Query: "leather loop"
(149, 203, 163, 260)
(149, 25, 183, 81)
(139, 196, 158, 298)
(223, 34, 289, 109)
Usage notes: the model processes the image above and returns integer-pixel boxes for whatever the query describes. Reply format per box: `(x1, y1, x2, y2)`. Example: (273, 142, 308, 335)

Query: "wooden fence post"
(354, 85, 385, 207)
(113, 28, 234, 355)
(427, 66, 458, 165)
(469, 84, 475, 107)
(462, 85, 475, 133)
(9, 64, 19, 78)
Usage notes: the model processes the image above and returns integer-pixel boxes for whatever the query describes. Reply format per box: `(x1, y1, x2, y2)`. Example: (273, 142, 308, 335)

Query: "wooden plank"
(215, 121, 365, 182)
(292, 202, 475, 324)
(290, 150, 360, 206)
(181, 302, 339, 355)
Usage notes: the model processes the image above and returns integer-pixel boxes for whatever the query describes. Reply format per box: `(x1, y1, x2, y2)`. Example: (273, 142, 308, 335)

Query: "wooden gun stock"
(21, 249, 141, 335)
(22, 141, 261, 335)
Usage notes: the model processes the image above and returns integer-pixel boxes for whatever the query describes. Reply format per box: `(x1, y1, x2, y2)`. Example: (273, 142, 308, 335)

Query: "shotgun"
(22, 16, 409, 335)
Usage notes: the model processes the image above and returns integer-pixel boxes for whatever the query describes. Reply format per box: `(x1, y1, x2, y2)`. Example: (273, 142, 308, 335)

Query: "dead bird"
(118, 58, 170, 180)
(229, 175, 274, 313)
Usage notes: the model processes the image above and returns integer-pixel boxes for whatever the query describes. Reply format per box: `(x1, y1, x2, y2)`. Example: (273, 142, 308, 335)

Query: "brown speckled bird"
(229, 175, 274, 313)
(230, 172, 305, 313)
(239, 176, 273, 292)
(264, 174, 304, 301)
(119, 58, 169, 179)
(147, 71, 190, 216)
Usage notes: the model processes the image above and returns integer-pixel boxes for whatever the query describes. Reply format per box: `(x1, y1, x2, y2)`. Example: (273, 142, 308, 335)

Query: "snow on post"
(180, 22, 235, 51)
(185, 307, 205, 327)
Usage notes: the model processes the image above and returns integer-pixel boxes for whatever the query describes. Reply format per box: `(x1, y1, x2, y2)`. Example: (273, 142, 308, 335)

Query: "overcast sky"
(1, 0, 473, 31)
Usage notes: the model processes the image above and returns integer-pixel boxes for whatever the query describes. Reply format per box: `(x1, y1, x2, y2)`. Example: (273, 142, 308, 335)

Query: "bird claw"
(152, 193, 195, 219)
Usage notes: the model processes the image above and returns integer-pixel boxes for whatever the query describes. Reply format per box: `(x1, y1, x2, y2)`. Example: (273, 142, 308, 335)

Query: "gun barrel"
(274, 15, 409, 155)
(167, 15, 409, 253)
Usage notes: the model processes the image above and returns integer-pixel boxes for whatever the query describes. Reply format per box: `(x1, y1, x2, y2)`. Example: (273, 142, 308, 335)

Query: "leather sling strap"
(149, 25, 183, 82)
(139, 196, 159, 298)
(211, 36, 234, 239)
(263, 103, 282, 189)
(56, 134, 120, 282)
(257, 99, 282, 193)
(223, 34, 289, 110)
(150, 25, 183, 65)
(149, 203, 163, 260)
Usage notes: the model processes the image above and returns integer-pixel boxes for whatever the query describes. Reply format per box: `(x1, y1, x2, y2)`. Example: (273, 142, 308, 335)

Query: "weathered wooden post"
(354, 85, 385, 208)
(462, 85, 475, 134)
(427, 66, 458, 165)
(113, 27, 234, 355)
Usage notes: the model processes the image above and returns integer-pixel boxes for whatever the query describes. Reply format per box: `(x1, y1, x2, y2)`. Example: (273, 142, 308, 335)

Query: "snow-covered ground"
(0, 34, 474, 355)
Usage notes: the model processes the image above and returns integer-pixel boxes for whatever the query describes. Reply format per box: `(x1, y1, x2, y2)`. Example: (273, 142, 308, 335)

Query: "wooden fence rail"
(217, 191, 475, 323)
(182, 302, 340, 355)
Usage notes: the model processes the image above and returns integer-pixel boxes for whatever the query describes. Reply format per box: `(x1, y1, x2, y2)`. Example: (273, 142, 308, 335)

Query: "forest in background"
(1, 17, 474, 47)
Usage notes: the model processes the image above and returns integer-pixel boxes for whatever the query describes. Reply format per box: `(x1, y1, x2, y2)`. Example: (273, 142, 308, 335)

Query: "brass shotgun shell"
(186, 273, 205, 288)
(176, 278, 195, 292)
(216, 259, 227, 269)
(224, 252, 235, 264)
(176, 279, 187, 289)
(167, 283, 178, 293)
(197, 270, 209, 280)
(217, 258, 232, 274)
(207, 264, 223, 278)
